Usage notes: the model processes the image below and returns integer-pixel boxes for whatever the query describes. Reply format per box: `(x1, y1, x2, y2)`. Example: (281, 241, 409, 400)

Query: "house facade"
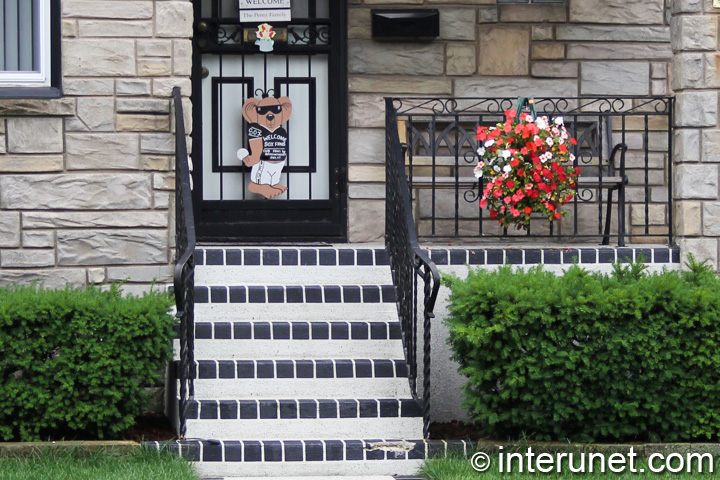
(1, 0, 718, 473)
(0, 0, 716, 291)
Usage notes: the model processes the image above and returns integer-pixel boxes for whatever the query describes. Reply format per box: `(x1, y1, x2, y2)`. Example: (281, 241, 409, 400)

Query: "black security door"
(191, 1, 347, 241)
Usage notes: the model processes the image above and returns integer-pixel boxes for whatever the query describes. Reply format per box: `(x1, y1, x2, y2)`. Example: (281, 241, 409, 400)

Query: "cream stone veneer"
(346, 0, 677, 245)
(0, 0, 193, 293)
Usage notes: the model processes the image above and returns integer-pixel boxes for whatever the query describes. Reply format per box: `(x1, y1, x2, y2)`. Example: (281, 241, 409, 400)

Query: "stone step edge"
(185, 398, 423, 421)
(174, 358, 409, 380)
(426, 246, 680, 266)
(194, 285, 397, 304)
(196, 248, 389, 267)
(183, 321, 402, 341)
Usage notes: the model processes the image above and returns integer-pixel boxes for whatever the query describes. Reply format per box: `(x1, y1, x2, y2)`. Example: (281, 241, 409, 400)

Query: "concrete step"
(212, 477, 398, 480)
(186, 417, 422, 441)
(193, 460, 424, 478)
(194, 284, 397, 305)
(189, 320, 402, 341)
(189, 377, 413, 400)
(149, 439, 426, 478)
(196, 266, 392, 287)
(184, 339, 406, 360)
(194, 303, 399, 323)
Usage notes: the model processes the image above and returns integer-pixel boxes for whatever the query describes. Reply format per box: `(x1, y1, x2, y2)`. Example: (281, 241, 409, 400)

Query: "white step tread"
(189, 378, 414, 400)
(186, 417, 422, 441)
(194, 303, 400, 323)
(193, 460, 423, 478)
(184, 339, 406, 360)
(197, 266, 392, 287)
(214, 476, 397, 480)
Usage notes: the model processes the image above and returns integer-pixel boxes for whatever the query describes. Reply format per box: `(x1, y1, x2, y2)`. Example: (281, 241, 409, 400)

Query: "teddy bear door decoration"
(237, 92, 292, 199)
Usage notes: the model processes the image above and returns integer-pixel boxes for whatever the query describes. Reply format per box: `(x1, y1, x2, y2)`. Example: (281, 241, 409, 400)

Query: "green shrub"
(444, 258, 720, 442)
(0, 284, 175, 441)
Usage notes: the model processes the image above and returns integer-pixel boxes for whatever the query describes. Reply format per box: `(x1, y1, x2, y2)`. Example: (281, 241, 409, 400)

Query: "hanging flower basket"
(475, 103, 580, 230)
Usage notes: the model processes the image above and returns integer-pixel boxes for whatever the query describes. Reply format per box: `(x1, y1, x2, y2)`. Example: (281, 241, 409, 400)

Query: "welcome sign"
(239, 0, 291, 23)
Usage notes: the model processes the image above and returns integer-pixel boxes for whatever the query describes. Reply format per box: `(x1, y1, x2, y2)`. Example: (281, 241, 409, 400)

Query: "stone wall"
(347, 0, 672, 242)
(671, 0, 720, 270)
(0, 0, 193, 292)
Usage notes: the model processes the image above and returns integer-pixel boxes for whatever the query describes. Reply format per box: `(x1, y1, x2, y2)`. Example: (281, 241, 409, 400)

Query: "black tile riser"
(148, 438, 464, 462)
(186, 399, 423, 420)
(181, 359, 409, 380)
(193, 321, 403, 341)
(425, 247, 681, 266)
(195, 248, 390, 267)
(194, 285, 398, 304)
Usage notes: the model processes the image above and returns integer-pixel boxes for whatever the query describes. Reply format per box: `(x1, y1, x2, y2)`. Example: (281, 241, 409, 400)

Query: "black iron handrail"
(385, 98, 440, 439)
(172, 87, 196, 439)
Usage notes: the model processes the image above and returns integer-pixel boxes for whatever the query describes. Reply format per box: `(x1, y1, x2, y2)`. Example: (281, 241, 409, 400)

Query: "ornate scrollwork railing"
(172, 87, 196, 439)
(385, 98, 440, 438)
(391, 96, 673, 245)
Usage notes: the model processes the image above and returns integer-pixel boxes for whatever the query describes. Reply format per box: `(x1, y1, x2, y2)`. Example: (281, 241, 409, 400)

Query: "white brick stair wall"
(170, 246, 425, 478)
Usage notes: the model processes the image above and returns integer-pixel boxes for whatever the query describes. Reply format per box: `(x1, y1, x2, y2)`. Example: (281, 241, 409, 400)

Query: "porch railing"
(385, 98, 440, 438)
(388, 96, 674, 246)
(172, 87, 196, 438)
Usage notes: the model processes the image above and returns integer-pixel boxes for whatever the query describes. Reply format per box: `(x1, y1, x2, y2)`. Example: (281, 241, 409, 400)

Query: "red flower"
(510, 159, 520, 167)
(506, 180, 515, 189)
(503, 196, 512, 205)
(480, 198, 487, 208)
(546, 203, 556, 211)
(554, 212, 562, 219)
(570, 138, 578, 145)
(524, 207, 532, 214)
(489, 209, 498, 219)
(559, 144, 568, 152)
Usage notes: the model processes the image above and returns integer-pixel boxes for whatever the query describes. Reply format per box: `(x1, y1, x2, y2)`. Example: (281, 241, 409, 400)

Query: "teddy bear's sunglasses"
(256, 105, 283, 115)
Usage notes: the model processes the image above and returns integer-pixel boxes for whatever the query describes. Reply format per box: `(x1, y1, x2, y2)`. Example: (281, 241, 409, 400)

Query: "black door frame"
(190, 1, 348, 243)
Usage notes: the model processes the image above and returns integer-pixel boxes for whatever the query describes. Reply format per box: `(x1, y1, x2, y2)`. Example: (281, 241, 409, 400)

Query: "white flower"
(494, 165, 501, 172)
(484, 139, 495, 148)
(500, 150, 511, 159)
(546, 137, 554, 147)
(474, 164, 483, 178)
(477, 147, 486, 156)
(554, 116, 564, 126)
(503, 164, 512, 173)
(535, 117, 548, 130)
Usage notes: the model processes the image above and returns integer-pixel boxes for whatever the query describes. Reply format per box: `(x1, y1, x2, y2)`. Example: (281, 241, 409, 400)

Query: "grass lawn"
(0, 448, 198, 480)
(421, 453, 718, 479)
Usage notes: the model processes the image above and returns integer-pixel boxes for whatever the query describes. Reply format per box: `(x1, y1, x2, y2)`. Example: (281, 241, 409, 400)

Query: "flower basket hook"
(516, 96, 538, 119)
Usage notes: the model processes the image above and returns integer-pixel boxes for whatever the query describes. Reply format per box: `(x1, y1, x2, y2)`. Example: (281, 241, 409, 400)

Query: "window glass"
(0, 0, 52, 87)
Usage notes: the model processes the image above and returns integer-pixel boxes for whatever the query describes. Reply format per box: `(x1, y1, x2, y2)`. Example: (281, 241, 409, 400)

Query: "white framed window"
(0, 0, 58, 93)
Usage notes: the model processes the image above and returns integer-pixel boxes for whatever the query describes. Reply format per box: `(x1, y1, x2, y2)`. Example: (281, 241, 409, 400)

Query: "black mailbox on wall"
(371, 9, 440, 39)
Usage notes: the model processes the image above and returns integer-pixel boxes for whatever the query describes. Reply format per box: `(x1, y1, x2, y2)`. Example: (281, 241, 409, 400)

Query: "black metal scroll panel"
(408, 122, 476, 159)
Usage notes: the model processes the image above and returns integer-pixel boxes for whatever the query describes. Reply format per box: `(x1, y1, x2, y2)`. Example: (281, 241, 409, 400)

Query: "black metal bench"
(399, 118, 629, 245)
